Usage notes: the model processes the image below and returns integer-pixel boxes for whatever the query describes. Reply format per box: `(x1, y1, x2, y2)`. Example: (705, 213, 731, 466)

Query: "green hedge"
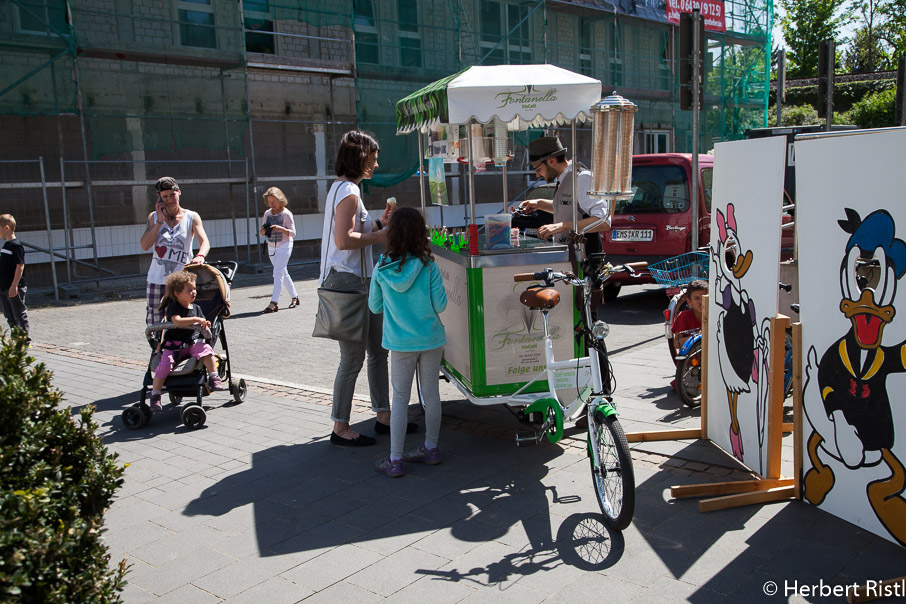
(848, 88, 897, 128)
(774, 78, 896, 113)
(0, 330, 126, 603)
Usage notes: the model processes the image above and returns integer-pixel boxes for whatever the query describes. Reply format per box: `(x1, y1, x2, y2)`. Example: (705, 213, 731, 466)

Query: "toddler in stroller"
(149, 270, 225, 411)
(123, 261, 246, 430)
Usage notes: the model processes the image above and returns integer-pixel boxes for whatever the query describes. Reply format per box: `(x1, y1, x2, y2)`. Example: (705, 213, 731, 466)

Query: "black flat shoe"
(330, 431, 376, 447)
(374, 420, 419, 435)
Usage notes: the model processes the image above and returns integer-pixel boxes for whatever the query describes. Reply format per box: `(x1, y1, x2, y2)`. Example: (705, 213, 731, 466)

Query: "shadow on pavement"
(224, 311, 268, 320)
(181, 430, 629, 579)
(415, 513, 625, 586)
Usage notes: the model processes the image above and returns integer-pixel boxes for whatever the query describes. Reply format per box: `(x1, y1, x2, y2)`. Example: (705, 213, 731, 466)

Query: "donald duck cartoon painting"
(803, 208, 906, 546)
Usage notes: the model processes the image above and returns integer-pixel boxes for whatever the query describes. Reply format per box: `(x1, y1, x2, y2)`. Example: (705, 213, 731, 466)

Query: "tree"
(843, 0, 896, 72)
(779, 0, 849, 77)
(844, 25, 893, 72)
(878, 0, 906, 57)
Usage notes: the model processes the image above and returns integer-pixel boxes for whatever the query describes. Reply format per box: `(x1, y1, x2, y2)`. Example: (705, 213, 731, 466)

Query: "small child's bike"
(510, 255, 647, 530)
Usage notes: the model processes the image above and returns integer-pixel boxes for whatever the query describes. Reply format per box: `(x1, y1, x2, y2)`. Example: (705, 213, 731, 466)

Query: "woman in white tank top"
(139, 177, 211, 326)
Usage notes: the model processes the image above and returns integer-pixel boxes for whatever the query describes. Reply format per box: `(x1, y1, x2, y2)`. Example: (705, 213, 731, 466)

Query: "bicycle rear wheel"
(675, 342, 703, 407)
(588, 412, 635, 530)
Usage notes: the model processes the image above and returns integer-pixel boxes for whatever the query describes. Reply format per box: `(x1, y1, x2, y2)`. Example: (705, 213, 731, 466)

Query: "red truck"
(601, 152, 794, 301)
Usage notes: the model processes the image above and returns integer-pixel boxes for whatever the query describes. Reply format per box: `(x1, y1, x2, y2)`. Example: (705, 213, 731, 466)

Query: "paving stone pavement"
(20, 280, 906, 603)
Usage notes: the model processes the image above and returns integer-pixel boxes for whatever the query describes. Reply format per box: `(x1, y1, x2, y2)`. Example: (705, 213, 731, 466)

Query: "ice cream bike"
(396, 64, 641, 530)
(395, 65, 637, 406)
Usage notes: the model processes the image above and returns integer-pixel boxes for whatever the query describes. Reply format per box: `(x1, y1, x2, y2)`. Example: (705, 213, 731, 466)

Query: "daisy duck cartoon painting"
(712, 203, 774, 472)
(802, 208, 906, 546)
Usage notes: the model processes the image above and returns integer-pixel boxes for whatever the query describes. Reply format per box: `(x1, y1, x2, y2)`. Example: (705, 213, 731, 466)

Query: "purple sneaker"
(149, 393, 163, 413)
(403, 444, 441, 465)
(375, 457, 404, 478)
(208, 374, 225, 391)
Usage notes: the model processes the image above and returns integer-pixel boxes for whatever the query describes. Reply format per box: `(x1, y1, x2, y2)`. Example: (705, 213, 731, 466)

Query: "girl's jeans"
(390, 346, 444, 459)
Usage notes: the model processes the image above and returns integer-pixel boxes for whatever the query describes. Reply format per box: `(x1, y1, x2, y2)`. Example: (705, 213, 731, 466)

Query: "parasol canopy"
(395, 64, 602, 134)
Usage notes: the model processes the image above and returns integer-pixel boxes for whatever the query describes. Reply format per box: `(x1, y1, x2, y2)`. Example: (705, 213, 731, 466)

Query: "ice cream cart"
(395, 65, 637, 406)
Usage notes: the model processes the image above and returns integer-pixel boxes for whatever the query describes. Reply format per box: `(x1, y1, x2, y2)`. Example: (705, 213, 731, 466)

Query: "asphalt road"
(26, 263, 669, 399)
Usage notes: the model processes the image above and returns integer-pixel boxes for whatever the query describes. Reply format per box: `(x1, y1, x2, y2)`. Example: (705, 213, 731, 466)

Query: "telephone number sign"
(666, 0, 726, 31)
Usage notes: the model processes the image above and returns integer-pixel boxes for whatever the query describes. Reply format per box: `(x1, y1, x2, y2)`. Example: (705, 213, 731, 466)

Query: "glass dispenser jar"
(589, 93, 637, 197)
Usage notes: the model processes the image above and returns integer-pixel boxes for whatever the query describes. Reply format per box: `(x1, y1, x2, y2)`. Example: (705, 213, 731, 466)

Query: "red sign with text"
(666, 0, 726, 32)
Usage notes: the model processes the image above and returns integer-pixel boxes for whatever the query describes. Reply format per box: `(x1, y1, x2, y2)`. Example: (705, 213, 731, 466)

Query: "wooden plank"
(766, 315, 790, 479)
(793, 322, 803, 500)
(846, 577, 906, 603)
(698, 485, 796, 512)
(671, 477, 795, 499)
(782, 422, 794, 433)
(625, 429, 702, 443)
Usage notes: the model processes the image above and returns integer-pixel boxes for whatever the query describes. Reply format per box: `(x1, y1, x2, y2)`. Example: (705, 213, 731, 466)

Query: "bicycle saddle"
(520, 286, 560, 309)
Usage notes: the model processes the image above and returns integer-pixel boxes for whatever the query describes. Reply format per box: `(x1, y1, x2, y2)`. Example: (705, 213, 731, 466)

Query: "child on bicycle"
(149, 270, 224, 412)
(368, 207, 447, 478)
(672, 279, 707, 349)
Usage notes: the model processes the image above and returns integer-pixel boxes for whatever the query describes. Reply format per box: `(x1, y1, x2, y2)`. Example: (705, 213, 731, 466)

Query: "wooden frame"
(627, 297, 799, 512)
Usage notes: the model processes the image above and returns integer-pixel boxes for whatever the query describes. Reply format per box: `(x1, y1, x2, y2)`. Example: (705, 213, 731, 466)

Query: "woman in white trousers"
(260, 187, 300, 313)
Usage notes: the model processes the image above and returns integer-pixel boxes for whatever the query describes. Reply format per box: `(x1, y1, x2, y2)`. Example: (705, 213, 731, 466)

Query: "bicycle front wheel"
(588, 412, 635, 530)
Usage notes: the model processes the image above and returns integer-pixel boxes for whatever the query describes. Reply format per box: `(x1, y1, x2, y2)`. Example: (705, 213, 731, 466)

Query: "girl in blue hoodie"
(369, 208, 447, 477)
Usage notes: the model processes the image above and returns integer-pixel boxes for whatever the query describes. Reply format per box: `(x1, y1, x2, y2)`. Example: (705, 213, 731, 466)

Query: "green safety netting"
(0, 0, 775, 170)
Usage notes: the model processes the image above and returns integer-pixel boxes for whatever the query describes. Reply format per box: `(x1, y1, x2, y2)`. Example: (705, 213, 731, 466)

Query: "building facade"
(0, 0, 772, 287)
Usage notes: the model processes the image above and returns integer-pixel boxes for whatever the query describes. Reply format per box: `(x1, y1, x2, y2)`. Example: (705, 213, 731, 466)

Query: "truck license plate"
(612, 229, 654, 242)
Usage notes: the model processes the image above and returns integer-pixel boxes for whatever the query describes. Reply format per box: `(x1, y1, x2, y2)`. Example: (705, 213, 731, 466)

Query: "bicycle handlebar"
(514, 261, 649, 285)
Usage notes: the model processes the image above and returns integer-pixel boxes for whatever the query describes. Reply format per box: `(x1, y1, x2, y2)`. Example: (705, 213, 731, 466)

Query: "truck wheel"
(602, 283, 621, 303)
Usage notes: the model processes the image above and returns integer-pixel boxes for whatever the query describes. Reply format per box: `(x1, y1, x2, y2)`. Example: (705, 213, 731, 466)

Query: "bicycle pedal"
(515, 431, 541, 446)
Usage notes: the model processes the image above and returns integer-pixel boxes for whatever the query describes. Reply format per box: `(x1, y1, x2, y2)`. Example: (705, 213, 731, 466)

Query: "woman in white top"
(260, 187, 300, 313)
(320, 130, 394, 447)
(139, 177, 211, 326)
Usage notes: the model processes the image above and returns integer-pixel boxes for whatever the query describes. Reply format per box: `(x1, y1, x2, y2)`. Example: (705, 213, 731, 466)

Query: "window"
(479, 1, 532, 65)
(701, 167, 712, 212)
(658, 31, 671, 90)
(616, 165, 688, 214)
(15, 0, 67, 35)
(397, 0, 421, 68)
(354, 0, 379, 64)
(244, 0, 274, 54)
(178, 0, 216, 49)
(637, 130, 671, 153)
(609, 23, 624, 87)
(578, 19, 593, 76)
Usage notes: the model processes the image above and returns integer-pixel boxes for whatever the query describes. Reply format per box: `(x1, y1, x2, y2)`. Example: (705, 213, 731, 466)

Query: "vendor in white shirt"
(515, 136, 611, 247)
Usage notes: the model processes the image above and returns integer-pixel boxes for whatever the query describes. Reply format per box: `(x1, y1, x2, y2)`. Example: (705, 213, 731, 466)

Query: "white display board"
(436, 254, 471, 382)
(482, 263, 575, 387)
(706, 136, 785, 475)
(797, 128, 906, 546)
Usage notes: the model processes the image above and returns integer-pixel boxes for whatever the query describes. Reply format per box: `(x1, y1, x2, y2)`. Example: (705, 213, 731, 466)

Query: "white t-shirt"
(552, 162, 610, 245)
(319, 180, 374, 284)
(146, 211, 196, 285)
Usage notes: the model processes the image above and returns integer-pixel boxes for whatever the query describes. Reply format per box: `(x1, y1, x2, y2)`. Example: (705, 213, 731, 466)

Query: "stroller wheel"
(168, 393, 183, 406)
(181, 405, 206, 429)
(123, 406, 145, 430)
(230, 378, 247, 403)
(139, 403, 152, 424)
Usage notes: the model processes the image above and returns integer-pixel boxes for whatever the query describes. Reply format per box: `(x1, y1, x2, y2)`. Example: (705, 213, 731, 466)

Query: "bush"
(0, 330, 126, 603)
(779, 104, 820, 126)
(848, 88, 897, 128)
(781, 78, 896, 113)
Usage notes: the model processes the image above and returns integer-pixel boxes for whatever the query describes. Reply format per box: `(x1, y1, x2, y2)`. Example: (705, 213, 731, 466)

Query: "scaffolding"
(0, 0, 773, 287)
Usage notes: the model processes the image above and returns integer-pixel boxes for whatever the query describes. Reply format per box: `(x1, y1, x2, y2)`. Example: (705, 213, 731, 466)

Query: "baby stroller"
(122, 261, 247, 430)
